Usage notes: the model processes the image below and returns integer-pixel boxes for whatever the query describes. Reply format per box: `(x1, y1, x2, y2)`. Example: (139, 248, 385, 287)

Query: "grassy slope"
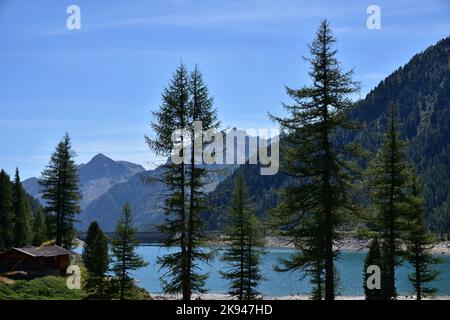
(0, 276, 86, 300)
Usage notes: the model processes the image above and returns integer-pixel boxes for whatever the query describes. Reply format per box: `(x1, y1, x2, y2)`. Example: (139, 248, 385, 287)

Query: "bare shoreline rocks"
(263, 236, 450, 256)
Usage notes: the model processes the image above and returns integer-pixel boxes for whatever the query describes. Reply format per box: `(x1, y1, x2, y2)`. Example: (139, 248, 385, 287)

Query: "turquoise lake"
(76, 245, 450, 297)
(130, 245, 450, 297)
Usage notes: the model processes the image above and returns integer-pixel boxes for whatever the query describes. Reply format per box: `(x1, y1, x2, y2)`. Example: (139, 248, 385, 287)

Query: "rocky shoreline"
(263, 236, 450, 256)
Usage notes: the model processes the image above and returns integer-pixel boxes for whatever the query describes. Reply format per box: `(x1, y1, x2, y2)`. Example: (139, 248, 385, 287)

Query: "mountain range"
(22, 128, 255, 231)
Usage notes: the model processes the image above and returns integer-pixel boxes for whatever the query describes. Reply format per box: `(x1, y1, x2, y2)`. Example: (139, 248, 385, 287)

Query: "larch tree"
(368, 106, 411, 299)
(111, 203, 147, 300)
(146, 63, 219, 300)
(404, 173, 440, 300)
(221, 169, 265, 300)
(185, 66, 220, 298)
(146, 63, 191, 299)
(39, 133, 81, 249)
(13, 168, 33, 247)
(269, 20, 361, 300)
(83, 221, 110, 298)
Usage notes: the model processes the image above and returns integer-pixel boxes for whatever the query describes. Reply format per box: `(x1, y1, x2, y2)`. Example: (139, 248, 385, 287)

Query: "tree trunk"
(180, 160, 189, 300)
(387, 122, 397, 299)
(415, 252, 421, 300)
(322, 98, 334, 301)
(186, 135, 196, 300)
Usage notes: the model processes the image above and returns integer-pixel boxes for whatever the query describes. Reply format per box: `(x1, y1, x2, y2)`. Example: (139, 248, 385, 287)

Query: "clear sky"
(0, 0, 449, 179)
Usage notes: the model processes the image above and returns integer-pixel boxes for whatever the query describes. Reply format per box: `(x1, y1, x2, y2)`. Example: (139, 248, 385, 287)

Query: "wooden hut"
(0, 245, 71, 279)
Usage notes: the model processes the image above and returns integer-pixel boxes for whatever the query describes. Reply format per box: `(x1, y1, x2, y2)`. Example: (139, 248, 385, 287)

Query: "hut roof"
(10, 245, 71, 257)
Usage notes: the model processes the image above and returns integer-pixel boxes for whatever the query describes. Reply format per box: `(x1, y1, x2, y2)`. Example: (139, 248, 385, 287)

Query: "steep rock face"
(77, 153, 145, 208)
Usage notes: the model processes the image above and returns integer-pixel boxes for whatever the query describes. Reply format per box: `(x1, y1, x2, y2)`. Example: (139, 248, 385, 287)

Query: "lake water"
(77, 245, 450, 297)
(133, 245, 450, 297)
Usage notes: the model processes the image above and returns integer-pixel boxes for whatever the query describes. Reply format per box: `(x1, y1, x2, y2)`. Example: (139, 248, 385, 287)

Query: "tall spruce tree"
(404, 174, 440, 300)
(363, 237, 383, 300)
(83, 221, 110, 298)
(368, 106, 411, 299)
(13, 168, 33, 247)
(146, 63, 218, 299)
(39, 133, 81, 249)
(269, 20, 361, 300)
(0, 170, 14, 250)
(111, 203, 147, 300)
(221, 169, 265, 300)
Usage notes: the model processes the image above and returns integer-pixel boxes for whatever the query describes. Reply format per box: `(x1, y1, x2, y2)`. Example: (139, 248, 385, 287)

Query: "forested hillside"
(207, 37, 450, 234)
(351, 36, 450, 233)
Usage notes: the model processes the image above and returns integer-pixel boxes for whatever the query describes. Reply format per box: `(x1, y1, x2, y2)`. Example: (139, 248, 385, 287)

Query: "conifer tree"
(111, 203, 147, 300)
(404, 174, 440, 300)
(83, 221, 110, 297)
(368, 106, 411, 299)
(185, 66, 219, 298)
(0, 170, 14, 250)
(221, 169, 265, 300)
(13, 168, 33, 247)
(147, 64, 218, 299)
(39, 133, 81, 249)
(32, 208, 48, 246)
(269, 20, 361, 300)
(147, 63, 190, 299)
(363, 238, 383, 300)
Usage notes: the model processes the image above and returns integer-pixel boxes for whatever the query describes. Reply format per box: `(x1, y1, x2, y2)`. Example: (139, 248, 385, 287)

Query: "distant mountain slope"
(21, 177, 43, 204)
(77, 153, 145, 208)
(206, 37, 450, 233)
(22, 153, 145, 210)
(74, 128, 268, 231)
(77, 162, 240, 231)
(77, 166, 166, 232)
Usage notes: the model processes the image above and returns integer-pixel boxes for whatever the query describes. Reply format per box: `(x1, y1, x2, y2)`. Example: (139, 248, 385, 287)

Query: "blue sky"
(0, 0, 449, 179)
